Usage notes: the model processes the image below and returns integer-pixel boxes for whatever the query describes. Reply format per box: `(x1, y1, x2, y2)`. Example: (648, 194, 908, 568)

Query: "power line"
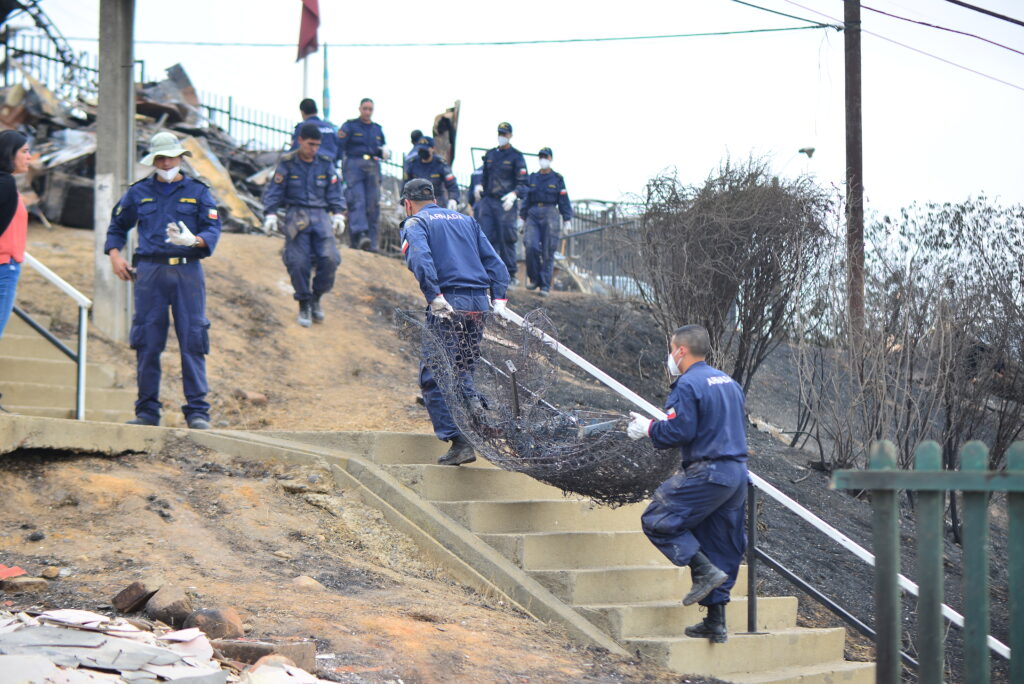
(63, 25, 831, 48)
(943, 0, 1024, 29)
(777, 0, 1024, 93)
(861, 3, 1024, 57)
(728, 0, 842, 29)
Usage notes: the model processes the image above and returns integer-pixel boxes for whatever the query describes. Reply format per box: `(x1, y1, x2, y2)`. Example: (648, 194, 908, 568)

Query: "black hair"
(297, 122, 323, 141)
(0, 130, 27, 174)
(410, 129, 423, 143)
(360, 97, 374, 106)
(299, 98, 317, 115)
(672, 324, 711, 357)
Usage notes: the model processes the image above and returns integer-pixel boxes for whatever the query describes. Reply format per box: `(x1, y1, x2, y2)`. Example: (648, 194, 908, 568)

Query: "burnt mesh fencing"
(396, 308, 680, 506)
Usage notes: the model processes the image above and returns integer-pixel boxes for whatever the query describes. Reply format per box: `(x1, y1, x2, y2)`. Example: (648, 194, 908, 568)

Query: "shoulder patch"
(208, 208, 219, 220)
(273, 173, 284, 184)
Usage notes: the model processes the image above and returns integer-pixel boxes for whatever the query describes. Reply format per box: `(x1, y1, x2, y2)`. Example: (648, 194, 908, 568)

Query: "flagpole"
(303, 56, 309, 98)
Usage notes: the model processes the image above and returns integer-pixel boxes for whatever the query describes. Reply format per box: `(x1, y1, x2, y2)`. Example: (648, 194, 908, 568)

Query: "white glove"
(429, 294, 455, 319)
(563, 219, 572, 232)
(491, 298, 507, 315)
(627, 412, 653, 440)
(447, 199, 458, 211)
(516, 216, 526, 234)
(380, 145, 391, 161)
(473, 184, 483, 201)
(165, 220, 197, 247)
(331, 213, 346, 236)
(263, 215, 279, 233)
(501, 191, 517, 212)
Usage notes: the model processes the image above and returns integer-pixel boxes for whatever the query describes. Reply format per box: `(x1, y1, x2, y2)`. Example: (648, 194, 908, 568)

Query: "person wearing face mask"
(519, 147, 572, 296)
(337, 97, 389, 252)
(473, 122, 527, 285)
(0, 130, 32, 340)
(399, 179, 509, 466)
(626, 325, 749, 644)
(262, 123, 346, 327)
(402, 136, 460, 210)
(104, 132, 223, 429)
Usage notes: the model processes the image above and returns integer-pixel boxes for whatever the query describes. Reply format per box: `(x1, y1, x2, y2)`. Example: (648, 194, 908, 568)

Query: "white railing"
(497, 305, 1011, 660)
(19, 253, 92, 420)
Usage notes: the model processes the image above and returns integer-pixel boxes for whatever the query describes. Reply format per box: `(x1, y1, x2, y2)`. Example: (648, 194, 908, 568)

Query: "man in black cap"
(400, 179, 510, 465)
(473, 122, 527, 284)
(519, 147, 573, 295)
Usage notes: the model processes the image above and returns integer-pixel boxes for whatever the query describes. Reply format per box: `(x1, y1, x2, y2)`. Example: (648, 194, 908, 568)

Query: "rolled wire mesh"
(396, 308, 680, 506)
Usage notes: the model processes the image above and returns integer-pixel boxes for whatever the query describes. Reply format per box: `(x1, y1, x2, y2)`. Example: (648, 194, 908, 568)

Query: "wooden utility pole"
(845, 0, 865, 337)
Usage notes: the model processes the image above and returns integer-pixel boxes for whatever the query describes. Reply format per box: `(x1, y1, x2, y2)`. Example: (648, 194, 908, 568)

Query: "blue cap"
(538, 147, 552, 158)
(497, 122, 512, 134)
(415, 136, 435, 150)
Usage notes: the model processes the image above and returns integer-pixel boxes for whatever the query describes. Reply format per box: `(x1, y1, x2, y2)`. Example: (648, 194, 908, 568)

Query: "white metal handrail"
(497, 305, 1011, 660)
(21, 252, 92, 420)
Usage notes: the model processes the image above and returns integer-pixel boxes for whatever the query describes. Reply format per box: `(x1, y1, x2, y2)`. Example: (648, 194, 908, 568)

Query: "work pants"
(524, 205, 561, 291)
(282, 208, 341, 302)
(419, 291, 489, 441)
(130, 260, 210, 422)
(476, 196, 518, 278)
(641, 458, 748, 606)
(343, 156, 381, 250)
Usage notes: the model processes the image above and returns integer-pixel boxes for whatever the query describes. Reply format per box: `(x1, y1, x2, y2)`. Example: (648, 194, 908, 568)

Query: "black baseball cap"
(538, 147, 553, 158)
(497, 122, 513, 134)
(401, 178, 435, 202)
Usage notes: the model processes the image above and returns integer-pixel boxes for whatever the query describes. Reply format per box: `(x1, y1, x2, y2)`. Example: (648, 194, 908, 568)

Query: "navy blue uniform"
(476, 146, 527, 277)
(520, 170, 572, 292)
(468, 167, 483, 209)
(404, 156, 460, 206)
(104, 174, 222, 424)
(290, 116, 339, 161)
(401, 204, 509, 441)
(262, 151, 345, 303)
(338, 118, 386, 249)
(640, 361, 749, 606)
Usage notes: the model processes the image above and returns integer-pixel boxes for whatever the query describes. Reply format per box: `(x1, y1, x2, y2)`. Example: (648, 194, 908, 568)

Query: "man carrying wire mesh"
(627, 325, 749, 643)
(400, 178, 510, 465)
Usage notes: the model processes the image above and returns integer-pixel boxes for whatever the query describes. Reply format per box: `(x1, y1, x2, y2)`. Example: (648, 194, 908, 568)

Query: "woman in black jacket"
(0, 130, 31, 338)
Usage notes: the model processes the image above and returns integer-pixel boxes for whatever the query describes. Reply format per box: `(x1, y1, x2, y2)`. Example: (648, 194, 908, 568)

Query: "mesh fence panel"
(397, 308, 680, 506)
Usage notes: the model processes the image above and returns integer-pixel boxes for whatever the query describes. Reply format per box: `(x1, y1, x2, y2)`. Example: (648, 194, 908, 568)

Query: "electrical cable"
(63, 25, 832, 48)
(861, 3, 1024, 58)
(728, 0, 842, 29)
(943, 0, 1024, 29)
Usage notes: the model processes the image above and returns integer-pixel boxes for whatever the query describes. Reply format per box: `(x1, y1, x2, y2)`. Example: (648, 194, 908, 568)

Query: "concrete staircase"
(272, 431, 875, 684)
(0, 314, 134, 422)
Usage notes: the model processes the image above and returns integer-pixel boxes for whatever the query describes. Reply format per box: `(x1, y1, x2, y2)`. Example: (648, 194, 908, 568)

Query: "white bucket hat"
(141, 132, 191, 166)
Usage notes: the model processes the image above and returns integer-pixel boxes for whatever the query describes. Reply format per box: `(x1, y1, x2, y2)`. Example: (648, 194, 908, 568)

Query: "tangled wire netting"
(396, 308, 680, 506)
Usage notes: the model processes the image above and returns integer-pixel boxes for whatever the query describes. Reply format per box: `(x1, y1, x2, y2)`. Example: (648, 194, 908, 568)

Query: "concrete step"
(0, 356, 118, 388)
(628, 627, 848, 677)
(0, 381, 135, 412)
(389, 464, 568, 501)
(0, 334, 72, 361)
(479, 531, 669, 570)
(261, 430, 450, 464)
(530, 565, 748, 605)
(727, 660, 875, 684)
(4, 313, 54, 334)
(3, 405, 135, 423)
(434, 499, 647, 533)
(577, 596, 797, 639)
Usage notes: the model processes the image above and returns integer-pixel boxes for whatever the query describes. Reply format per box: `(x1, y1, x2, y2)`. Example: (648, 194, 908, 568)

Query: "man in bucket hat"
(104, 131, 222, 429)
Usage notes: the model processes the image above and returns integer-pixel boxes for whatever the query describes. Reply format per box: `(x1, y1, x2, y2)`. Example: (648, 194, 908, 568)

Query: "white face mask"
(155, 166, 180, 182)
(538, 158, 551, 170)
(666, 351, 681, 377)
(497, 136, 510, 147)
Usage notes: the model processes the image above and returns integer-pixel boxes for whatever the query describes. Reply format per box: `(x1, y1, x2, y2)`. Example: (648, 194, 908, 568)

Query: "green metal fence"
(832, 440, 1024, 683)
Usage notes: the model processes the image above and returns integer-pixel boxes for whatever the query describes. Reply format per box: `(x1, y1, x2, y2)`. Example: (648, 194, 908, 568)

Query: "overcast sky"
(26, 0, 1024, 216)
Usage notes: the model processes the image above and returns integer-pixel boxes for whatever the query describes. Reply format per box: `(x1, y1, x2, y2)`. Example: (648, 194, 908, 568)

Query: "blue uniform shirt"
(649, 361, 749, 465)
(400, 204, 510, 303)
(481, 145, 528, 199)
(290, 116, 339, 161)
(468, 167, 483, 207)
(520, 170, 573, 221)
(262, 152, 345, 214)
(404, 156, 460, 204)
(338, 118, 386, 159)
(104, 174, 222, 257)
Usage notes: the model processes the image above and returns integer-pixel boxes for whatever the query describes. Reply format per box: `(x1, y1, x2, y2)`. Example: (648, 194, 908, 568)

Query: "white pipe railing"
(22, 252, 92, 420)
(496, 305, 1011, 660)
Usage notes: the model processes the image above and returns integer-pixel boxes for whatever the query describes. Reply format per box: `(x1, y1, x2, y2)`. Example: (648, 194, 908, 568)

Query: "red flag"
(297, 0, 319, 62)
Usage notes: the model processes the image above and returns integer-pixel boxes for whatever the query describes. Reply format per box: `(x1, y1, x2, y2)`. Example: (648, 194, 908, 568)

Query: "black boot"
(437, 435, 476, 466)
(684, 603, 727, 643)
(682, 551, 728, 606)
(311, 296, 325, 323)
(297, 301, 312, 327)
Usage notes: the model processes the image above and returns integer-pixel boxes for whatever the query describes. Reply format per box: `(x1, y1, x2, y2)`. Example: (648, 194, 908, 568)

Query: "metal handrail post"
(76, 305, 88, 420)
(746, 482, 759, 633)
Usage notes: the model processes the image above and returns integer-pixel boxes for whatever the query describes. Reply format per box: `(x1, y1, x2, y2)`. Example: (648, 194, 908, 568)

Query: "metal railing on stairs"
(11, 252, 92, 420)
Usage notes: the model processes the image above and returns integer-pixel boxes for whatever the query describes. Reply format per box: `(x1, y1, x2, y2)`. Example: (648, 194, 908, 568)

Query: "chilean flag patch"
(208, 208, 218, 220)
(401, 239, 409, 255)
(667, 407, 677, 419)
